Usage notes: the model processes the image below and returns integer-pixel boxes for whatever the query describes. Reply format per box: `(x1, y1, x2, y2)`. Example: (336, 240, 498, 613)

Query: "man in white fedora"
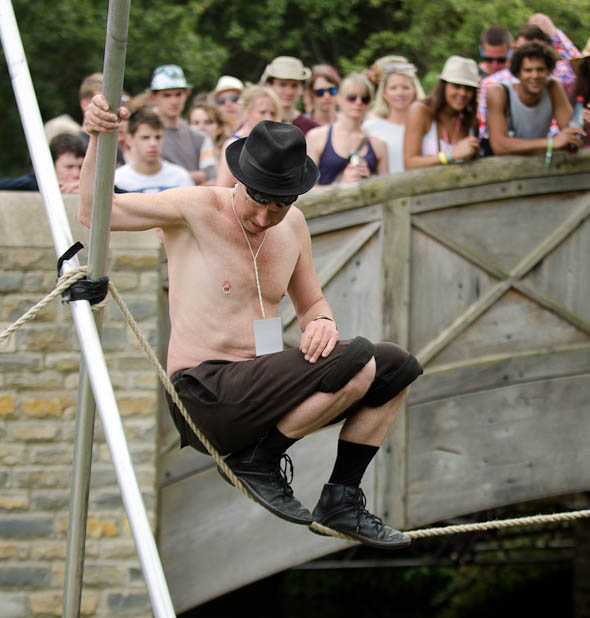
(80, 98, 423, 549)
(262, 56, 320, 135)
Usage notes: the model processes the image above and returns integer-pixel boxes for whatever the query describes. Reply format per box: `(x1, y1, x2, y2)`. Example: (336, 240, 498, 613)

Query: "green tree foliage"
(1, 0, 587, 175)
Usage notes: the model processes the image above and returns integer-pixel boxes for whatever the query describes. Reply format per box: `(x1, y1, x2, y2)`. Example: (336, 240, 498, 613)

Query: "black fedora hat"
(226, 120, 320, 195)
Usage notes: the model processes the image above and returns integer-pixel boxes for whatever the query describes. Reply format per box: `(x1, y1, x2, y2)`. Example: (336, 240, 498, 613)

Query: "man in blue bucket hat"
(149, 64, 216, 185)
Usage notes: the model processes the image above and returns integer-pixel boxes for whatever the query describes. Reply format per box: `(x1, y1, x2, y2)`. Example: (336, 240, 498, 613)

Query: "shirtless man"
(80, 97, 423, 549)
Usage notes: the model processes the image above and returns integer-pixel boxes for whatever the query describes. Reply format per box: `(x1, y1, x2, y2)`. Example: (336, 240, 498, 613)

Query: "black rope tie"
(57, 242, 109, 305)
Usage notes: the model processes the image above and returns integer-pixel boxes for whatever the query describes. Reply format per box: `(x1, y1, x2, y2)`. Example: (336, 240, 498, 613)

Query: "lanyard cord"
(231, 190, 268, 319)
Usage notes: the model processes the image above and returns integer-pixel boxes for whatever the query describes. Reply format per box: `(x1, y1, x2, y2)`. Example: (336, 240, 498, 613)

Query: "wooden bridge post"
(374, 197, 412, 530)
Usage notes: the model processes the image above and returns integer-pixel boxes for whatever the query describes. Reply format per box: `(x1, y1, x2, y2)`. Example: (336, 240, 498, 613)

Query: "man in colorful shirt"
(478, 14, 580, 143)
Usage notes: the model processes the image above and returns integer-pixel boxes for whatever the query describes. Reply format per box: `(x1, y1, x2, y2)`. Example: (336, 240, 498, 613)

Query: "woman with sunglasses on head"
(363, 62, 423, 173)
(305, 65, 341, 126)
(404, 56, 480, 169)
(213, 75, 244, 132)
(215, 85, 281, 187)
(306, 73, 388, 186)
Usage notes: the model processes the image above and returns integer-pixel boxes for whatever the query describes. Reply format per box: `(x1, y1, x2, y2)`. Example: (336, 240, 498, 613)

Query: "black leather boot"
(218, 444, 312, 525)
(311, 483, 411, 549)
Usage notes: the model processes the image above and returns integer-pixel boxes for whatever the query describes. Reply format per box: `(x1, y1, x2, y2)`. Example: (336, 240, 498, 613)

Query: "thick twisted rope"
(0, 267, 88, 343)
(3, 270, 590, 543)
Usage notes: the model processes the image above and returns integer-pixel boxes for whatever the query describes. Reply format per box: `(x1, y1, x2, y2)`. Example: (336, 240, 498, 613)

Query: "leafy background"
(0, 0, 587, 175)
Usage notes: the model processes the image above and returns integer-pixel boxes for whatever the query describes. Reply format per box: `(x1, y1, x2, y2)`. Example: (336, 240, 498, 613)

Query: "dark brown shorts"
(166, 337, 422, 455)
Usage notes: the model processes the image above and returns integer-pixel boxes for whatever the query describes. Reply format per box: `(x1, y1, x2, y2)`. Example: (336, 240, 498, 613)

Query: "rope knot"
(57, 243, 109, 307)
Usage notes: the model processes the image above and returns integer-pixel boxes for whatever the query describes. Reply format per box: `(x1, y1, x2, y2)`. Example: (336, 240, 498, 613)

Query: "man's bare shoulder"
(166, 184, 231, 221)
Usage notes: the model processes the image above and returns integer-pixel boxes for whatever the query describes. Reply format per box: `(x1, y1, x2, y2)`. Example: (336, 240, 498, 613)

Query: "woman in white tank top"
(404, 56, 480, 169)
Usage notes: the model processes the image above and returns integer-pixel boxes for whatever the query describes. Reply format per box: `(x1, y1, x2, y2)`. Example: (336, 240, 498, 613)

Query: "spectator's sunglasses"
(313, 87, 338, 97)
(246, 186, 298, 207)
(216, 94, 240, 104)
(345, 93, 371, 105)
(479, 47, 512, 63)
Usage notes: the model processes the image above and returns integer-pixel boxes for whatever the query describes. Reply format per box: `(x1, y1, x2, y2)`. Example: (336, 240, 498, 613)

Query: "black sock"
(256, 426, 298, 460)
(328, 439, 379, 487)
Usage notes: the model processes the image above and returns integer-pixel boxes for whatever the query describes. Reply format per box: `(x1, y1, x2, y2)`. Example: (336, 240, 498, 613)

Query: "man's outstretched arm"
(78, 95, 188, 231)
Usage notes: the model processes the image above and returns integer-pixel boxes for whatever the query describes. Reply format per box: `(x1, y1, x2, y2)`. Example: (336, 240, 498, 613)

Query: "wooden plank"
(305, 204, 382, 236)
(281, 220, 381, 328)
(415, 199, 590, 366)
(522, 218, 589, 325)
(432, 290, 588, 366)
(298, 150, 590, 220)
(409, 344, 590, 404)
(409, 175, 590, 214)
(375, 198, 412, 527)
(405, 374, 590, 528)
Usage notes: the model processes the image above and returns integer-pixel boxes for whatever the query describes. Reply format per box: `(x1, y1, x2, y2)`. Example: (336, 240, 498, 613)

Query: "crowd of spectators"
(1, 11, 588, 194)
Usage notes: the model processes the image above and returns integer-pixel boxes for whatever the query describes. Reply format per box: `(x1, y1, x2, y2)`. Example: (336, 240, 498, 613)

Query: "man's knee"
(318, 336, 376, 394)
(340, 356, 376, 401)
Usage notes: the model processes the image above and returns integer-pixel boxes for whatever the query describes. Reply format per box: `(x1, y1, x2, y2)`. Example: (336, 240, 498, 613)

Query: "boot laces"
(353, 488, 385, 533)
(272, 454, 294, 497)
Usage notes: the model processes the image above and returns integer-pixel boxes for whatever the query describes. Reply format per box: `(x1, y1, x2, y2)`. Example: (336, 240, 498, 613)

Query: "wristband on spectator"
(438, 151, 449, 165)
(545, 135, 553, 167)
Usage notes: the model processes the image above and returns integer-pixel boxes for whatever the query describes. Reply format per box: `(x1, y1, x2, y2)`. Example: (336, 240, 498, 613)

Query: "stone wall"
(0, 192, 162, 617)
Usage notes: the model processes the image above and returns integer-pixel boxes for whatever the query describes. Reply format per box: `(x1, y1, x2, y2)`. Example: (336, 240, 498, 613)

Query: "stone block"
(21, 396, 72, 418)
(30, 541, 66, 561)
(9, 423, 59, 442)
(44, 352, 82, 371)
(0, 490, 29, 511)
(112, 253, 158, 270)
(0, 592, 28, 618)
(2, 295, 57, 322)
(28, 444, 74, 465)
(0, 353, 43, 372)
(110, 272, 139, 291)
(82, 563, 128, 586)
(3, 370, 64, 389)
(0, 394, 15, 416)
(0, 542, 29, 560)
(0, 566, 50, 587)
(0, 515, 54, 538)
(106, 591, 151, 614)
(0, 443, 26, 465)
(117, 394, 158, 417)
(16, 325, 71, 351)
(0, 272, 24, 292)
(13, 467, 71, 488)
(30, 490, 71, 511)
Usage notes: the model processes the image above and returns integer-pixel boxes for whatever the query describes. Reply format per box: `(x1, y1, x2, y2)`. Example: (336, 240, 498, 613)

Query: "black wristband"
(313, 315, 334, 323)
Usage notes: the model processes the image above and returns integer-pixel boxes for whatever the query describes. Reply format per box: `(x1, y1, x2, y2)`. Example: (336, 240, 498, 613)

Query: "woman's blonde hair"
(240, 85, 281, 120)
(340, 72, 375, 101)
(373, 64, 422, 118)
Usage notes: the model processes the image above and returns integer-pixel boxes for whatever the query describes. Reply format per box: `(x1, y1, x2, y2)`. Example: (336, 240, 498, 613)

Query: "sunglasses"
(481, 56, 508, 63)
(216, 94, 240, 105)
(313, 87, 338, 97)
(246, 186, 298, 207)
(345, 93, 371, 105)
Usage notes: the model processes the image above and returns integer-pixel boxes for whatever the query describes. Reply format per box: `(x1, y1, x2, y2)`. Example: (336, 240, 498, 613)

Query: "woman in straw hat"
(404, 55, 480, 169)
(215, 85, 281, 186)
(363, 61, 423, 173)
(306, 72, 388, 186)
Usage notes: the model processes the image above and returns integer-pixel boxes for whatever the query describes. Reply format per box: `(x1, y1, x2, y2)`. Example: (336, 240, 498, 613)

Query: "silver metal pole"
(0, 2, 175, 616)
(63, 0, 130, 611)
